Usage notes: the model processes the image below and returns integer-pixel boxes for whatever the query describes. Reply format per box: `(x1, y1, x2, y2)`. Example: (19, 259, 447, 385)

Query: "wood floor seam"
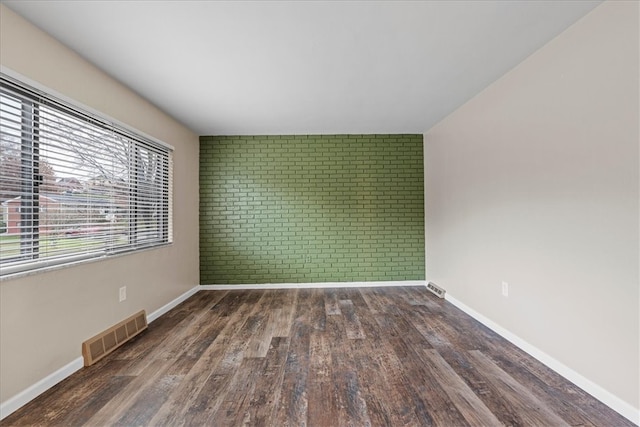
(2, 287, 633, 427)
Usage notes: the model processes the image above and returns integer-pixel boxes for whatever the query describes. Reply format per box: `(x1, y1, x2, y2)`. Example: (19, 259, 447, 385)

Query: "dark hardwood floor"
(2, 287, 633, 426)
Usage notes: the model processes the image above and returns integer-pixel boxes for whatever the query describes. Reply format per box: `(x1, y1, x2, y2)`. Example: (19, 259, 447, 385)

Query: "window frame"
(0, 72, 174, 278)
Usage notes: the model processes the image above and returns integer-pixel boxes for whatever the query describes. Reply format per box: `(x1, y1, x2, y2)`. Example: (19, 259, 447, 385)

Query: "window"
(0, 74, 173, 277)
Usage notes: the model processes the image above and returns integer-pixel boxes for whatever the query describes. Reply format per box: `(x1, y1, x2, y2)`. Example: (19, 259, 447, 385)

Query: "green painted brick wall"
(199, 134, 425, 284)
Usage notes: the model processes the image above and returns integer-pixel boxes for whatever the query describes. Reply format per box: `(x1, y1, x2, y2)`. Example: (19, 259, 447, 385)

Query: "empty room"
(0, 1, 638, 426)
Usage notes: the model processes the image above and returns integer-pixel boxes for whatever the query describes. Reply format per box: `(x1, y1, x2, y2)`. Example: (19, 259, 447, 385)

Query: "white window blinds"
(0, 74, 173, 276)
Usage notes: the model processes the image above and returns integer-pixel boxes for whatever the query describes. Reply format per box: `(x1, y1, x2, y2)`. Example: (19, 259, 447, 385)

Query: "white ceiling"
(4, 1, 601, 136)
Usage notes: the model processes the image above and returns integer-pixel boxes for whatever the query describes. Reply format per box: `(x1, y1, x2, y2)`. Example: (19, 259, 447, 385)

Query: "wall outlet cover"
(501, 281, 509, 297)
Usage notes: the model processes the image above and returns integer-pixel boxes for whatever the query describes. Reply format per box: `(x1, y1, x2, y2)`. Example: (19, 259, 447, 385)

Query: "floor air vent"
(82, 310, 147, 366)
(427, 282, 446, 298)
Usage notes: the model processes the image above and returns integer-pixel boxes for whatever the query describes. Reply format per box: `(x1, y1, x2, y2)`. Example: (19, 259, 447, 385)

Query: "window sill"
(0, 242, 173, 282)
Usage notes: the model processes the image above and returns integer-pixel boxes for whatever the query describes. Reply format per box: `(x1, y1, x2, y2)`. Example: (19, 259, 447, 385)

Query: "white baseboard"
(0, 285, 201, 421)
(200, 280, 426, 290)
(0, 357, 84, 420)
(445, 293, 640, 425)
(148, 286, 200, 323)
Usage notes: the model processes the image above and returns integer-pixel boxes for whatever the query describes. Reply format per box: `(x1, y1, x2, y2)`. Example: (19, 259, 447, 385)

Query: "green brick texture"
(199, 134, 425, 284)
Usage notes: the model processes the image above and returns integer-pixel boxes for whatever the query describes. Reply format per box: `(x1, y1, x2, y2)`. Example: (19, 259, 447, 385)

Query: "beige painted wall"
(0, 5, 200, 402)
(425, 0, 639, 409)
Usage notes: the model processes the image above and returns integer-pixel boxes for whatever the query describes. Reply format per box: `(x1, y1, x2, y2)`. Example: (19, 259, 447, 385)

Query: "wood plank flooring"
(2, 287, 633, 427)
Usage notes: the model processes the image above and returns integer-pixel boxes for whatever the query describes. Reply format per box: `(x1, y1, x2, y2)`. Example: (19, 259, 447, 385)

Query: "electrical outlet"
(501, 281, 509, 297)
(119, 286, 127, 302)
